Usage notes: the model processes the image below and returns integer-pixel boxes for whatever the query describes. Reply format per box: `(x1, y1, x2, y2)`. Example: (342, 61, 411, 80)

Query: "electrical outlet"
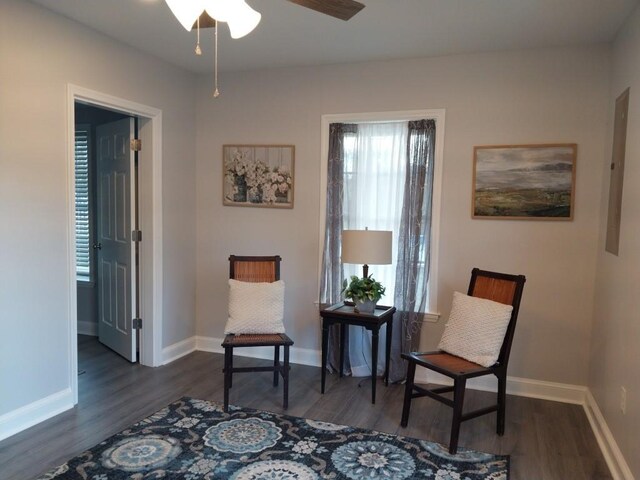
(620, 386, 627, 415)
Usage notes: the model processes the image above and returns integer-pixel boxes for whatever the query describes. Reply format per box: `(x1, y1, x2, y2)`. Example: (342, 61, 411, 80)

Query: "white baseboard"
(162, 336, 197, 365)
(195, 336, 321, 367)
(414, 370, 588, 404)
(0, 388, 74, 442)
(414, 370, 632, 479)
(77, 321, 98, 336)
(162, 337, 630, 479)
(583, 390, 634, 480)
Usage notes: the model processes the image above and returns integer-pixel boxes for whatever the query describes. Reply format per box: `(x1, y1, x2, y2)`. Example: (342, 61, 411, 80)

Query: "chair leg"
(497, 372, 506, 435)
(224, 347, 232, 413)
(273, 345, 280, 387)
(283, 345, 290, 409)
(449, 378, 467, 454)
(400, 360, 417, 428)
(228, 349, 234, 389)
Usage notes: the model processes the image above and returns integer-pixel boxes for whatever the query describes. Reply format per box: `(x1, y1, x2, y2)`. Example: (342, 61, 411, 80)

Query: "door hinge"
(133, 318, 142, 330)
(132, 230, 142, 242)
(130, 139, 142, 151)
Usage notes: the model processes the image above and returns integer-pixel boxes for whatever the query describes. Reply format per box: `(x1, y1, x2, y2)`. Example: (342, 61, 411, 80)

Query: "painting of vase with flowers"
(223, 145, 294, 208)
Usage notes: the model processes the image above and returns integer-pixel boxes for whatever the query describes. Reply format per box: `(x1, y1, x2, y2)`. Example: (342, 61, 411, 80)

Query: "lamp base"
(362, 264, 369, 278)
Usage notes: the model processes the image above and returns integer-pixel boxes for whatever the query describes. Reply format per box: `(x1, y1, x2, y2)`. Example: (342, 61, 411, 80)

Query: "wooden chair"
(400, 268, 526, 454)
(222, 255, 294, 413)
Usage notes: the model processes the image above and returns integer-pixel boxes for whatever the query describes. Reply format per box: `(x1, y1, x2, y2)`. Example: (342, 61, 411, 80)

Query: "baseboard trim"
(162, 337, 197, 365)
(195, 336, 321, 367)
(77, 321, 98, 336)
(0, 388, 74, 442)
(412, 370, 631, 479)
(583, 390, 633, 480)
(164, 339, 587, 405)
(124, 338, 636, 479)
(414, 370, 588, 404)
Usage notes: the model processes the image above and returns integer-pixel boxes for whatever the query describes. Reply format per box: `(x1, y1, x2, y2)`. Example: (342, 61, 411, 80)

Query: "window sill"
(422, 312, 440, 323)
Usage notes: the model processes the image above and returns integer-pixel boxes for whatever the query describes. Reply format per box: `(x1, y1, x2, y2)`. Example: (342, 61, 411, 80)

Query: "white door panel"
(97, 118, 137, 362)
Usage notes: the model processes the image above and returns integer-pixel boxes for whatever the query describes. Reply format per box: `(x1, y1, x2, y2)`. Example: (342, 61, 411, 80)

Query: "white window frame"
(318, 109, 445, 321)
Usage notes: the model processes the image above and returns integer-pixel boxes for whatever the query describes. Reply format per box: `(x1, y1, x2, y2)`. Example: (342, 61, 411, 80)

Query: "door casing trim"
(67, 85, 163, 404)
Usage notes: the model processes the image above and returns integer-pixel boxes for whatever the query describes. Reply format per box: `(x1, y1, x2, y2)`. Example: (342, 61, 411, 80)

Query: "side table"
(320, 302, 396, 404)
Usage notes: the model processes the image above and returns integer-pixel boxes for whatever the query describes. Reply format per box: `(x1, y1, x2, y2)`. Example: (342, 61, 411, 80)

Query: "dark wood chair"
(400, 268, 526, 454)
(222, 255, 294, 412)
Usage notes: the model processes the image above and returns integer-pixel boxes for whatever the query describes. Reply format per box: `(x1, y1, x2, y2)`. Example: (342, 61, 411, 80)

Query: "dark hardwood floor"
(0, 335, 610, 479)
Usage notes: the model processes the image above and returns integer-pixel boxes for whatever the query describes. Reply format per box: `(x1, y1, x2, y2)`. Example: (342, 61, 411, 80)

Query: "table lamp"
(341, 228, 392, 278)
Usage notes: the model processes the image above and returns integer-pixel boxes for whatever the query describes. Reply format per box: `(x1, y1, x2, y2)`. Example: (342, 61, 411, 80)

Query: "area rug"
(38, 397, 509, 479)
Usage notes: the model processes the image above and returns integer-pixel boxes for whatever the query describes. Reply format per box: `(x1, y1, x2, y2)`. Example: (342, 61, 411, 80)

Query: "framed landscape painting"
(473, 144, 577, 220)
(223, 145, 294, 208)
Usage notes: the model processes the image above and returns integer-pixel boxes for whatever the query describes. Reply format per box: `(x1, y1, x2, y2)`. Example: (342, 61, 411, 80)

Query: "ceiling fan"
(286, 0, 365, 21)
(191, 0, 365, 30)
(166, 0, 365, 96)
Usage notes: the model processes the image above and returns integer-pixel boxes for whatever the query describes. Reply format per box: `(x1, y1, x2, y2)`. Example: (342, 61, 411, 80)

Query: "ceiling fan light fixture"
(164, 0, 204, 31)
(203, 0, 235, 23)
(164, 0, 263, 100)
(226, 1, 262, 39)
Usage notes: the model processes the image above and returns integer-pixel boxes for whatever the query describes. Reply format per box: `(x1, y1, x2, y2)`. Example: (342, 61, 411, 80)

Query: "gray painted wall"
(0, 0, 197, 417)
(590, 3, 640, 478)
(195, 45, 610, 387)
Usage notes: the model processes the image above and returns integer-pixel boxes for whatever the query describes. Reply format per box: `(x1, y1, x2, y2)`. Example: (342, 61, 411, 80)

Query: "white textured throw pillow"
(224, 279, 286, 335)
(438, 291, 514, 367)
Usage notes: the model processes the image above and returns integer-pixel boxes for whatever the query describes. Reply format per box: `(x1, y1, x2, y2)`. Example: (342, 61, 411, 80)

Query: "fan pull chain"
(195, 17, 202, 55)
(213, 23, 220, 98)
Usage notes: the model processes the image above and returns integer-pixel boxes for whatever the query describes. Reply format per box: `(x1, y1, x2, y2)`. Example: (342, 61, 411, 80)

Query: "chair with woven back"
(400, 268, 526, 454)
(222, 255, 294, 413)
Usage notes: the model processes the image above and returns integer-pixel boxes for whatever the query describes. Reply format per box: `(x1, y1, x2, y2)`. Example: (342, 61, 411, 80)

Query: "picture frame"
(223, 145, 295, 209)
(473, 144, 577, 220)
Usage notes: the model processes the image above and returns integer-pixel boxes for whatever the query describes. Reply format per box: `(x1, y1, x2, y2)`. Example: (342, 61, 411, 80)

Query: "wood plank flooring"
(0, 335, 611, 479)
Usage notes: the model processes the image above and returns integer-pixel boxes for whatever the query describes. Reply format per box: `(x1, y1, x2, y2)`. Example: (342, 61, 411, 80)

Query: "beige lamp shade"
(341, 230, 392, 266)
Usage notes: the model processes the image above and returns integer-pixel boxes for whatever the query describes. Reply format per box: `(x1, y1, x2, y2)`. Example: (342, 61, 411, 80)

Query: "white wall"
(590, 4, 640, 478)
(195, 46, 610, 386)
(0, 0, 197, 418)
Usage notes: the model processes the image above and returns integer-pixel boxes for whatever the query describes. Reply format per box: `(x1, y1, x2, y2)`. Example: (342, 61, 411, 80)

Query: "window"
(341, 121, 408, 301)
(75, 126, 91, 280)
(319, 111, 445, 378)
(319, 110, 445, 317)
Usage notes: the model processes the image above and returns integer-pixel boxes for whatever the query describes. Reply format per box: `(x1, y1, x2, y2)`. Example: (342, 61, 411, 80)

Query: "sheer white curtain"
(342, 121, 408, 376)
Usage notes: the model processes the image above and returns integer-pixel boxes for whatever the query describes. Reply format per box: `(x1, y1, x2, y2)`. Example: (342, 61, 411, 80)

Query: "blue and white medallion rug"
(38, 397, 509, 479)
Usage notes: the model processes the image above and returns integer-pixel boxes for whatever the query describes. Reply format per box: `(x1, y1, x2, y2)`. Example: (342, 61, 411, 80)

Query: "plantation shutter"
(75, 127, 91, 278)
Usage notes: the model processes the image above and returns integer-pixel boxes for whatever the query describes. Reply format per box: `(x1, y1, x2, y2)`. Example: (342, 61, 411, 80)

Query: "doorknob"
(93, 243, 102, 250)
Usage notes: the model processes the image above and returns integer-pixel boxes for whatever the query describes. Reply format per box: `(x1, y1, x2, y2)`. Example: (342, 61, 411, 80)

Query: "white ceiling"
(31, 0, 638, 74)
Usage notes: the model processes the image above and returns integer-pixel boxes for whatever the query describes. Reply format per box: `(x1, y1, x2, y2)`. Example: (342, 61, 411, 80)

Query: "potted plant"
(342, 275, 386, 314)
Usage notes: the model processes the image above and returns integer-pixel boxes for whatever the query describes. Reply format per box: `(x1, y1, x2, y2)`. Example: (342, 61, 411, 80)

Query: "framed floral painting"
(223, 145, 295, 208)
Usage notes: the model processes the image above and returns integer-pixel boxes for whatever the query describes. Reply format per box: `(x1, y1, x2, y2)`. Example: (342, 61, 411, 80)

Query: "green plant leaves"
(341, 274, 386, 302)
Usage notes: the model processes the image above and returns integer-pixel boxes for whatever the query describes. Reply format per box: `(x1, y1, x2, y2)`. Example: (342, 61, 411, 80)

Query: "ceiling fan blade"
(287, 0, 365, 21)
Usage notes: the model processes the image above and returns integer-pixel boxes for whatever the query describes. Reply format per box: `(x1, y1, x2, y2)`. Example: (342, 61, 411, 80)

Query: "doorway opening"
(75, 103, 138, 363)
(68, 85, 164, 405)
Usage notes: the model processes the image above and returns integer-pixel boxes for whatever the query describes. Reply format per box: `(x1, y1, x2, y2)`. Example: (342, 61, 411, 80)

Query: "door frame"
(67, 84, 164, 404)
